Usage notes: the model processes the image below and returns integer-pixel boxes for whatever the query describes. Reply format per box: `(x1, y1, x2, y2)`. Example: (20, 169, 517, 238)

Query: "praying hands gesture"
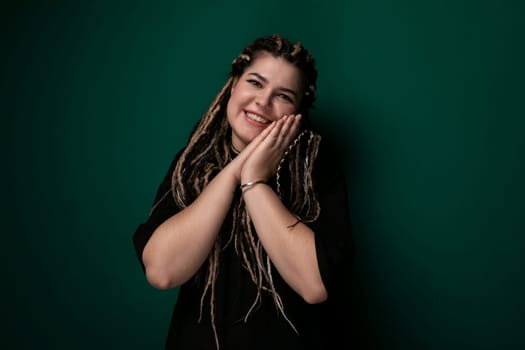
(229, 114, 302, 187)
(225, 113, 328, 304)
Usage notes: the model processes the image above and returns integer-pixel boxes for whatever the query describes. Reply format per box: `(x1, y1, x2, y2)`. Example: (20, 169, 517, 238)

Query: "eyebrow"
(247, 72, 298, 97)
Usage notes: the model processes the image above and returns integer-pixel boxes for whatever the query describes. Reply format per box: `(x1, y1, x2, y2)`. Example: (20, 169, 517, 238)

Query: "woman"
(133, 34, 352, 350)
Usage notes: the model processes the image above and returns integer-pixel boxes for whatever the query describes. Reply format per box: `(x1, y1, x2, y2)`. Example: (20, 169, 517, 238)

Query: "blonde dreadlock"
(160, 34, 321, 349)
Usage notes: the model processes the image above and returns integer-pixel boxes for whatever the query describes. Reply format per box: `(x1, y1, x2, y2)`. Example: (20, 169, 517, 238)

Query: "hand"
(225, 118, 279, 184)
(240, 114, 302, 183)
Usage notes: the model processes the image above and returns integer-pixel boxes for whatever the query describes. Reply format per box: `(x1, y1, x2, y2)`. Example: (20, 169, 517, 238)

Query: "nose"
(255, 89, 272, 108)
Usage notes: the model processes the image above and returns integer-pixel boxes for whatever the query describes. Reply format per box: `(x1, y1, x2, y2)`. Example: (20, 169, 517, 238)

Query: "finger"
(265, 117, 284, 145)
(281, 114, 301, 147)
(278, 115, 293, 138)
(246, 121, 277, 149)
(289, 114, 302, 136)
(234, 121, 277, 164)
(271, 116, 290, 149)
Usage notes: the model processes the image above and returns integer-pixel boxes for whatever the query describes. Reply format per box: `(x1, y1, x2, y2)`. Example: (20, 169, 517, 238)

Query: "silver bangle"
(240, 179, 267, 192)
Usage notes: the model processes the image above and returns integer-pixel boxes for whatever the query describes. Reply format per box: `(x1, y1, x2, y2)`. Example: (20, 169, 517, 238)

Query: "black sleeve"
(132, 148, 185, 272)
(308, 141, 353, 296)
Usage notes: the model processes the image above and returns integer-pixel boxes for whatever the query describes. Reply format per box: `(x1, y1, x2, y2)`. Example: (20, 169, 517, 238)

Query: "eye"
(247, 79, 262, 88)
(278, 93, 293, 103)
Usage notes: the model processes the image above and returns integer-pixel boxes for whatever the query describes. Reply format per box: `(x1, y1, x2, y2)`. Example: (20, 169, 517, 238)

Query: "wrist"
(223, 162, 242, 185)
(240, 179, 267, 193)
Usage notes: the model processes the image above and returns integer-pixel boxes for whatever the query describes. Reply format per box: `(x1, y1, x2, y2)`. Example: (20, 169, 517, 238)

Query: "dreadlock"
(162, 34, 321, 349)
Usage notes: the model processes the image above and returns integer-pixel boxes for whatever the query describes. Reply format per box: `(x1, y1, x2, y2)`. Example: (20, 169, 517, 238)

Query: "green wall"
(3, 1, 524, 349)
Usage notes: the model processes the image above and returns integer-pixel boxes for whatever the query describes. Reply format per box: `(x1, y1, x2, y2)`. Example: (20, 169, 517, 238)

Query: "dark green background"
(3, 1, 524, 349)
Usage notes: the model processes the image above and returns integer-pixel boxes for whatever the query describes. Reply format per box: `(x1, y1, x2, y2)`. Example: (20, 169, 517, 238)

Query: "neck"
(231, 143, 241, 155)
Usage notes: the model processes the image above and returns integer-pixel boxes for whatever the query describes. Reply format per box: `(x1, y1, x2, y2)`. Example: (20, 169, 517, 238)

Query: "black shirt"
(133, 141, 352, 349)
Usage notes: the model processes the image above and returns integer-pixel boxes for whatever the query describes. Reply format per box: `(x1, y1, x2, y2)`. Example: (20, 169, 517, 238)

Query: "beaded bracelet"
(240, 179, 267, 192)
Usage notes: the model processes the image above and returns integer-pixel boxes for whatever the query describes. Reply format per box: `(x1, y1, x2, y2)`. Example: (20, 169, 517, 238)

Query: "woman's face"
(226, 52, 304, 151)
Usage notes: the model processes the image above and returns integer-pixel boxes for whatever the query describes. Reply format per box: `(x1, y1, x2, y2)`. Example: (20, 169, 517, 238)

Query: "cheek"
(226, 94, 243, 125)
(226, 99, 234, 123)
(278, 104, 298, 117)
(227, 89, 246, 109)
(227, 88, 241, 108)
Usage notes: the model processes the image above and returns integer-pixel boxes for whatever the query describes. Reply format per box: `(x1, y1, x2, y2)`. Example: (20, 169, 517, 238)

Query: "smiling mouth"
(245, 111, 270, 124)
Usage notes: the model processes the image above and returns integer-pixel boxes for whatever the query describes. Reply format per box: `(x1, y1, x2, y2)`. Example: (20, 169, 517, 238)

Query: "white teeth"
(246, 112, 269, 124)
